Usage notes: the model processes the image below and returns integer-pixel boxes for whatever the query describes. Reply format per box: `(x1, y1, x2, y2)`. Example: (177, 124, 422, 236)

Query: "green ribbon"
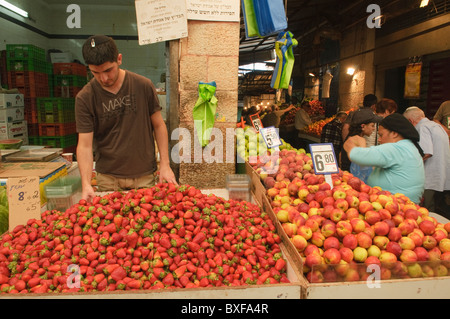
(193, 81, 218, 147)
(271, 31, 298, 89)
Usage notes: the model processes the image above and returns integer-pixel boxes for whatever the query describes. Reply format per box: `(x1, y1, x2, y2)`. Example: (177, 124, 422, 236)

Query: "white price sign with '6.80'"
(309, 143, 339, 175)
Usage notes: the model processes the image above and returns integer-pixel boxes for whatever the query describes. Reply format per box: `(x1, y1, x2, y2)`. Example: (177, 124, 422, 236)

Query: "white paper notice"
(135, 0, 188, 45)
(186, 0, 240, 22)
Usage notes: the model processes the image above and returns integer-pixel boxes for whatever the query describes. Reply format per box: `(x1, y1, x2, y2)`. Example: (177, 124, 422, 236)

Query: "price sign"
(7, 176, 41, 231)
(249, 114, 263, 133)
(260, 126, 282, 149)
(309, 143, 339, 175)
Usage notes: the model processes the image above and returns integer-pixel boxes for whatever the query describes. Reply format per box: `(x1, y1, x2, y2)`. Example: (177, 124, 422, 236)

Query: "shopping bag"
(271, 31, 297, 89)
(253, 0, 288, 37)
(193, 81, 218, 147)
(241, 0, 261, 38)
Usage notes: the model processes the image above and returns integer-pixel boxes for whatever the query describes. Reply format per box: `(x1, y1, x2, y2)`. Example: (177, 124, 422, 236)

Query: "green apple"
(367, 245, 381, 257)
(353, 247, 368, 263)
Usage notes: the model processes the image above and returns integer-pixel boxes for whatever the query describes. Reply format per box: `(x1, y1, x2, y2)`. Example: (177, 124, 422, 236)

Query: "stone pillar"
(168, 20, 240, 189)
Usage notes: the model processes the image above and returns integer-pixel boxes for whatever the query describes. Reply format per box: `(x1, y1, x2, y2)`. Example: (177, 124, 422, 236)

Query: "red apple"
(345, 195, 360, 209)
(373, 221, 390, 236)
(404, 208, 420, 221)
(291, 235, 308, 252)
(433, 229, 447, 243)
(305, 218, 320, 232)
(304, 244, 320, 256)
(414, 247, 429, 261)
(358, 201, 373, 214)
(392, 214, 404, 226)
(323, 248, 341, 264)
(297, 225, 313, 240)
(343, 233, 358, 250)
(334, 198, 349, 212)
(293, 215, 306, 228)
(311, 231, 326, 247)
(388, 227, 402, 242)
(384, 200, 399, 214)
(339, 247, 354, 263)
(439, 238, 450, 253)
(441, 251, 450, 268)
(321, 221, 336, 238)
(386, 241, 402, 257)
(307, 270, 324, 283)
(345, 208, 359, 220)
(378, 208, 392, 221)
(407, 232, 423, 248)
(365, 210, 381, 225)
(364, 255, 381, 266)
(357, 232, 372, 249)
(373, 235, 389, 250)
(379, 251, 398, 265)
(400, 249, 418, 262)
(330, 208, 346, 223)
(419, 220, 436, 236)
(322, 196, 335, 208)
(336, 220, 352, 238)
(350, 218, 366, 233)
(444, 222, 450, 234)
(313, 190, 328, 204)
(282, 222, 298, 238)
(398, 220, 415, 236)
(422, 235, 438, 250)
(399, 236, 416, 250)
(323, 236, 340, 250)
(305, 253, 323, 268)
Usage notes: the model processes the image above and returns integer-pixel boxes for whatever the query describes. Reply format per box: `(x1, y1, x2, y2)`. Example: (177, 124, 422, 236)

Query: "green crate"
(6, 44, 46, 60)
(53, 74, 87, 87)
(37, 97, 75, 123)
(40, 134, 77, 148)
(28, 136, 41, 145)
(7, 58, 52, 74)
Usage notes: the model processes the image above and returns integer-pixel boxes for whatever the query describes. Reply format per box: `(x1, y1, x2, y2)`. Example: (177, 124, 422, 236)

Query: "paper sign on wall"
(186, 0, 240, 22)
(135, 0, 188, 45)
(7, 176, 40, 231)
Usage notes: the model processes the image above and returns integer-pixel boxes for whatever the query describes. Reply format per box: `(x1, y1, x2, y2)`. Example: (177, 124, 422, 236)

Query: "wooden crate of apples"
(250, 148, 450, 283)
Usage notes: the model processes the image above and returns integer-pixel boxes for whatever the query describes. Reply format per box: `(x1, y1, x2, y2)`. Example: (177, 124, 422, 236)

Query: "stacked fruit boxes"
(37, 97, 77, 152)
(6, 44, 53, 145)
(52, 62, 88, 98)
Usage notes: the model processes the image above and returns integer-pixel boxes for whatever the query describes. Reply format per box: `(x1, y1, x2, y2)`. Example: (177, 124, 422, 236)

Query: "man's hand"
(159, 164, 178, 185)
(81, 184, 96, 203)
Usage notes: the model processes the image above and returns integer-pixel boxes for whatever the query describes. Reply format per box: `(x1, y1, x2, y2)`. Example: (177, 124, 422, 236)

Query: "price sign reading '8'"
(309, 143, 339, 175)
(7, 176, 41, 231)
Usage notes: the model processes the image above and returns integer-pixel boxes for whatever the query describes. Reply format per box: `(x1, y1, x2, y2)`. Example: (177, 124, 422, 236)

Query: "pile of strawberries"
(0, 183, 289, 294)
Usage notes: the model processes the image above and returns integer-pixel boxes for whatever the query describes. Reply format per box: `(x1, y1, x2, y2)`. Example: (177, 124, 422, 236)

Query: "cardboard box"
(0, 120, 27, 140)
(0, 93, 24, 108)
(50, 52, 73, 63)
(0, 106, 25, 123)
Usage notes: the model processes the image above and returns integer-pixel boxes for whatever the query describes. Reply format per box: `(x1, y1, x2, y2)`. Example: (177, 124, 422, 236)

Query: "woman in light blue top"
(343, 113, 425, 204)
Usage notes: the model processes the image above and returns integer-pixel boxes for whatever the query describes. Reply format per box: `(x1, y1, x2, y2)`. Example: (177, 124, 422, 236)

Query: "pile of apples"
(250, 149, 450, 283)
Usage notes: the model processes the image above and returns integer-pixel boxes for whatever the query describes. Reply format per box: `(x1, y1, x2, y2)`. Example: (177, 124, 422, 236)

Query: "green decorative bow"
(193, 81, 218, 147)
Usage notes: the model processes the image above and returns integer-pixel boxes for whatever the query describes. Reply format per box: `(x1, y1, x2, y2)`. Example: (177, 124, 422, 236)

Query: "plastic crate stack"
(36, 97, 77, 153)
(52, 63, 88, 98)
(5, 44, 53, 145)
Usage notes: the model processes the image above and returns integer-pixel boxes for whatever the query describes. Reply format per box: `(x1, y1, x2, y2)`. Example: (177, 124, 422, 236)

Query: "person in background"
(404, 106, 450, 216)
(295, 101, 313, 150)
(262, 104, 295, 128)
(342, 94, 378, 143)
(320, 111, 348, 166)
(433, 100, 450, 137)
(76, 35, 177, 202)
(343, 113, 425, 204)
(370, 98, 398, 146)
(340, 108, 382, 178)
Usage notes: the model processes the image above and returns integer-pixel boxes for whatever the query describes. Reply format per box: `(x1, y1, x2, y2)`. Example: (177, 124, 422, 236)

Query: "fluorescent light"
(0, 0, 28, 18)
(347, 67, 356, 75)
(420, 0, 429, 7)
